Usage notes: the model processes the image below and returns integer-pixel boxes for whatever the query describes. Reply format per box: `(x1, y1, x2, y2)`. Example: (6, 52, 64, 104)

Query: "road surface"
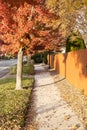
(0, 59, 17, 78)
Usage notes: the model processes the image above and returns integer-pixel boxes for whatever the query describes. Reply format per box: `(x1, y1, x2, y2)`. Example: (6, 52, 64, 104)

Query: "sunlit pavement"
(32, 64, 85, 130)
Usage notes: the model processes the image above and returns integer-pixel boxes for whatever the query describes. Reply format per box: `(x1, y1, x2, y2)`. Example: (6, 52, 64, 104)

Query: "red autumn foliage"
(0, 0, 64, 56)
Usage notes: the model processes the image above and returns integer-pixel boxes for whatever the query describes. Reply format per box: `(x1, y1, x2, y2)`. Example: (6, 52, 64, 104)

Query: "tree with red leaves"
(0, 0, 63, 89)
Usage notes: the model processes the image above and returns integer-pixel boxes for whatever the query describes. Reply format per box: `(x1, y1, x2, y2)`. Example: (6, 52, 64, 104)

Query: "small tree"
(66, 32, 86, 52)
(0, 0, 61, 89)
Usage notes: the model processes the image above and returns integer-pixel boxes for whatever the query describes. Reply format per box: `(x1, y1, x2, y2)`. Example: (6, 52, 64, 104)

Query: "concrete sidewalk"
(33, 64, 85, 130)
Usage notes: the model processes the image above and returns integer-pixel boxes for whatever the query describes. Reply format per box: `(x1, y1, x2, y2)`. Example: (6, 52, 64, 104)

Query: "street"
(0, 59, 17, 78)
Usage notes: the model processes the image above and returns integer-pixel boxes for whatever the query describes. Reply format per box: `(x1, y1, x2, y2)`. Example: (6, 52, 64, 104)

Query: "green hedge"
(10, 63, 34, 75)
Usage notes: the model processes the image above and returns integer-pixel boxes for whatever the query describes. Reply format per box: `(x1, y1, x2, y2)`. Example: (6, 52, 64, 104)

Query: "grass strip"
(0, 77, 34, 129)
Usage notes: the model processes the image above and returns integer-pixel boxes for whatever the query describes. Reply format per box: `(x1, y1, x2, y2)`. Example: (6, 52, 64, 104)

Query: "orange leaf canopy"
(0, 0, 64, 55)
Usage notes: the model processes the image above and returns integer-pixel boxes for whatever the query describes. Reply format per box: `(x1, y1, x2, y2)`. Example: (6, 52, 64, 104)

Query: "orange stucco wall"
(54, 54, 66, 76)
(51, 49, 87, 95)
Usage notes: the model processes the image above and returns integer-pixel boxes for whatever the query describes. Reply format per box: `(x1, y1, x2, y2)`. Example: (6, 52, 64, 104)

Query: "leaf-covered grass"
(23, 63, 34, 75)
(10, 63, 34, 75)
(0, 77, 34, 129)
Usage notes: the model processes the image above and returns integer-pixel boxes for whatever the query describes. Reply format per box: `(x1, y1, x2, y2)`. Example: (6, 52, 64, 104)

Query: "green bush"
(43, 54, 48, 64)
(10, 63, 34, 75)
(31, 53, 43, 63)
(66, 32, 86, 52)
(23, 63, 34, 75)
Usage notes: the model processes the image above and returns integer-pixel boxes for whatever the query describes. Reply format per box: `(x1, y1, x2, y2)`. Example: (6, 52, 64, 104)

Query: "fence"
(49, 49, 87, 95)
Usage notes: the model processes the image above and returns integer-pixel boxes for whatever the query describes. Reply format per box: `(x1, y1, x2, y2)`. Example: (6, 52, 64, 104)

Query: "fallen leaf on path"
(70, 124, 80, 130)
(64, 115, 71, 120)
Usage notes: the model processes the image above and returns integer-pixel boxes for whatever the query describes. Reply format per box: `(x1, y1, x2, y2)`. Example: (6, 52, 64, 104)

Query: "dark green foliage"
(43, 52, 48, 64)
(43, 55, 48, 64)
(31, 53, 43, 63)
(66, 32, 86, 52)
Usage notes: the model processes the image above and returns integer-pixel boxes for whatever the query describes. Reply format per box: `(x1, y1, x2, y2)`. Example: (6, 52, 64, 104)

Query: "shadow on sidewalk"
(35, 78, 65, 88)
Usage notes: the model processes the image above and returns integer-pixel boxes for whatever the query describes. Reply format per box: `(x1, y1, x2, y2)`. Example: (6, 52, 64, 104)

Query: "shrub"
(31, 53, 43, 63)
(66, 32, 86, 52)
(43, 54, 48, 64)
(23, 63, 34, 75)
(10, 63, 34, 75)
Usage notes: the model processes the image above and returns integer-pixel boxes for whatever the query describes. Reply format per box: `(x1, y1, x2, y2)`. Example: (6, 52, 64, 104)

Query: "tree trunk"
(16, 47, 23, 90)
